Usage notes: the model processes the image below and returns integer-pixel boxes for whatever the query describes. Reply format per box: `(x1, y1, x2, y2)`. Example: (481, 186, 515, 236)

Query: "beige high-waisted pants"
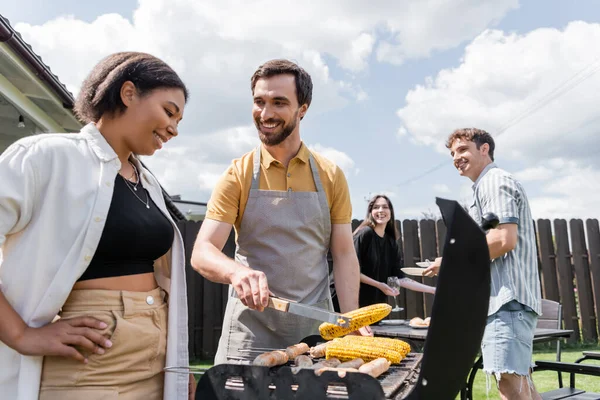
(39, 287, 168, 400)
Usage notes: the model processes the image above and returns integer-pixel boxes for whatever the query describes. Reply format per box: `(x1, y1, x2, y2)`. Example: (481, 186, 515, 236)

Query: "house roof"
(0, 16, 189, 221)
(0, 14, 75, 108)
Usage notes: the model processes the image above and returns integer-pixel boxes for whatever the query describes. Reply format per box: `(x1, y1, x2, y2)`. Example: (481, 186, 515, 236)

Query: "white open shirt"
(0, 123, 189, 400)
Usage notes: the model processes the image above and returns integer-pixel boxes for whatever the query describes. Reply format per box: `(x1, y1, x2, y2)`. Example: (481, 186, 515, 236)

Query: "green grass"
(190, 360, 213, 369)
(468, 345, 600, 399)
(192, 345, 600, 398)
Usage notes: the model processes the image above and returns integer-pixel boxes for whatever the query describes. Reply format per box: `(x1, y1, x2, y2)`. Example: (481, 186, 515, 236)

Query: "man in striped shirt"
(425, 128, 542, 400)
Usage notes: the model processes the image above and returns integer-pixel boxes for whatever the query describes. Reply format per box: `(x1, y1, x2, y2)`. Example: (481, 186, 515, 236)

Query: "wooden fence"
(179, 218, 600, 360)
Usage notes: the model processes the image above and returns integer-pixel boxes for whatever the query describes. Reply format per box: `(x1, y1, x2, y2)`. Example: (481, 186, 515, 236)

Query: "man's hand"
(358, 326, 373, 336)
(348, 325, 374, 337)
(230, 267, 270, 311)
(423, 257, 442, 278)
(14, 316, 112, 363)
(378, 283, 399, 297)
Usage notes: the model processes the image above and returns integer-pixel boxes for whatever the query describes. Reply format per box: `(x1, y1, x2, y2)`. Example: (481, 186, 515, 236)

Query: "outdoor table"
(372, 321, 573, 399)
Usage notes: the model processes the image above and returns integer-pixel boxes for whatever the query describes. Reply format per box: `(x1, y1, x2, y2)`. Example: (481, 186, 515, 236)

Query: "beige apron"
(214, 146, 332, 364)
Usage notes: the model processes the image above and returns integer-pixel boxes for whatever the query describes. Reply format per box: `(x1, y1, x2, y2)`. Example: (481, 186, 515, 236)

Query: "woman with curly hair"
(0, 52, 193, 400)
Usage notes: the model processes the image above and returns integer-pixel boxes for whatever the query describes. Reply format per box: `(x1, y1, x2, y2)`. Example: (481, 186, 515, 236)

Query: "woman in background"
(354, 194, 435, 308)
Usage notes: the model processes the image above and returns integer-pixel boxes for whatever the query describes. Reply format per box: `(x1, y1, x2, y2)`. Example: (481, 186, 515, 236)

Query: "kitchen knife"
(267, 296, 351, 328)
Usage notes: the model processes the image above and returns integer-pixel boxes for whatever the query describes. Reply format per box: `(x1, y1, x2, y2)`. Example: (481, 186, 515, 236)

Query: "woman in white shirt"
(0, 52, 192, 400)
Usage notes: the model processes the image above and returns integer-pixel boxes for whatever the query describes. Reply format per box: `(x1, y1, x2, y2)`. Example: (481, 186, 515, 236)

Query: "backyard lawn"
(469, 345, 600, 399)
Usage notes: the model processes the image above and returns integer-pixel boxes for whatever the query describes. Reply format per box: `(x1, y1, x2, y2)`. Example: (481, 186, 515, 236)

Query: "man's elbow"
(190, 242, 209, 275)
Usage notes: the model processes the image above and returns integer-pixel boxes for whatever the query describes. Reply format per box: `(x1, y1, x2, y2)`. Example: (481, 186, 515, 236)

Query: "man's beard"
(255, 111, 298, 146)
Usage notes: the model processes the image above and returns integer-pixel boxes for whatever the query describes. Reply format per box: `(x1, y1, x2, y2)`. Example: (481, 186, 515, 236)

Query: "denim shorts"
(481, 300, 538, 377)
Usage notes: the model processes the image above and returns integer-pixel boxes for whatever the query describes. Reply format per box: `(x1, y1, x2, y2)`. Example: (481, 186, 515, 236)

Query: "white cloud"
(375, 0, 518, 64)
(397, 126, 408, 138)
(514, 166, 553, 182)
(14, 0, 518, 134)
(144, 128, 360, 202)
(11, 0, 522, 211)
(355, 89, 369, 102)
(396, 21, 600, 219)
(340, 33, 376, 72)
(309, 143, 358, 178)
(433, 183, 451, 194)
(528, 160, 600, 220)
(397, 21, 600, 163)
(142, 125, 258, 200)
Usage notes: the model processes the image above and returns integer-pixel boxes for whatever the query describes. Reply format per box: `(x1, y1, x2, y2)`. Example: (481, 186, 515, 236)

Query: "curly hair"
(446, 128, 495, 161)
(74, 52, 188, 123)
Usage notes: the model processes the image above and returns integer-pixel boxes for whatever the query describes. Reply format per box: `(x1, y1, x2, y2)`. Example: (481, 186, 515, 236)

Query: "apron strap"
(251, 146, 261, 191)
(308, 153, 329, 211)
(308, 152, 332, 250)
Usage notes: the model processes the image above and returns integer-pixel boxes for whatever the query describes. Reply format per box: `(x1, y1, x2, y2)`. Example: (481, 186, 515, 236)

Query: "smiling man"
(191, 59, 365, 364)
(424, 128, 542, 400)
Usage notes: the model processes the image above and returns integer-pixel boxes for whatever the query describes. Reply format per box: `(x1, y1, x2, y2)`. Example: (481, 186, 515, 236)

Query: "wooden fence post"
(403, 220, 424, 318)
(395, 219, 407, 318)
(570, 219, 598, 342)
(554, 219, 580, 343)
(179, 220, 203, 359)
(537, 219, 560, 302)
(586, 219, 600, 338)
(419, 219, 437, 317)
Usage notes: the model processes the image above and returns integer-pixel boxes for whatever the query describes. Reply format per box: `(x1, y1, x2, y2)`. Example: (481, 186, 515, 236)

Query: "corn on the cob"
(325, 337, 403, 364)
(339, 335, 411, 357)
(318, 303, 391, 340)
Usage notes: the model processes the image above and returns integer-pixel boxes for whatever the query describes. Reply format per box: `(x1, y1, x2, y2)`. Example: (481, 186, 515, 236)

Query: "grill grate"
(207, 353, 423, 399)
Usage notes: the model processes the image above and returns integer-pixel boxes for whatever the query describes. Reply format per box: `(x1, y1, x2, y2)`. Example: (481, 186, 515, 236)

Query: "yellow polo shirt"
(206, 143, 352, 232)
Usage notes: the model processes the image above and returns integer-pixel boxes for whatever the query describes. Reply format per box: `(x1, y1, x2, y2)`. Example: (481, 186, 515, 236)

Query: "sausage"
(311, 357, 341, 370)
(338, 358, 365, 369)
(252, 350, 289, 367)
(309, 342, 328, 358)
(410, 317, 428, 327)
(315, 367, 359, 377)
(294, 354, 313, 368)
(358, 358, 391, 378)
(285, 343, 309, 359)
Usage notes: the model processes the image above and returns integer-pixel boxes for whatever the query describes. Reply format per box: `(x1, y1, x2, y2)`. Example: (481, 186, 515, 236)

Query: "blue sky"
(4, 0, 600, 220)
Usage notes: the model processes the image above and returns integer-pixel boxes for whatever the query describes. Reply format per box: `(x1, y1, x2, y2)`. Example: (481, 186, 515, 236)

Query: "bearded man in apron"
(192, 59, 369, 364)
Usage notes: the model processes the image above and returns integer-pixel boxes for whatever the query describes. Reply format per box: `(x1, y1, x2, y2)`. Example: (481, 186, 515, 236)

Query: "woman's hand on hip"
(14, 316, 112, 363)
(230, 267, 270, 311)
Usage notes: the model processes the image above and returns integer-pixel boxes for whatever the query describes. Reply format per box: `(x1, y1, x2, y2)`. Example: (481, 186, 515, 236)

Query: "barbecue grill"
(169, 198, 492, 400)
(181, 352, 422, 399)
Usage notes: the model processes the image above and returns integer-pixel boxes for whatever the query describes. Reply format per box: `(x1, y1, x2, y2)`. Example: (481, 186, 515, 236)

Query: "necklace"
(120, 162, 150, 209)
(126, 163, 136, 181)
(125, 161, 140, 191)
(119, 161, 139, 190)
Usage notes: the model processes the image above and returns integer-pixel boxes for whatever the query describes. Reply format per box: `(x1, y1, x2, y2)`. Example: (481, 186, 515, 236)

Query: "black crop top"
(78, 174, 174, 281)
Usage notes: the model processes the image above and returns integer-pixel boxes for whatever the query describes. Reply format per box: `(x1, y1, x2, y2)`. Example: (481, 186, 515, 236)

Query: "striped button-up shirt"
(469, 163, 542, 316)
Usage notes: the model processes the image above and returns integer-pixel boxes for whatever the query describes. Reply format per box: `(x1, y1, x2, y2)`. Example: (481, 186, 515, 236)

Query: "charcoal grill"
(186, 353, 422, 399)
